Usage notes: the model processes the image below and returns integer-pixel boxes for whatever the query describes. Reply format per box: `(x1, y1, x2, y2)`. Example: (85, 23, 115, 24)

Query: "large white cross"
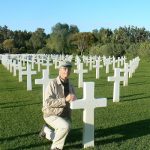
(74, 63, 88, 88)
(108, 68, 125, 102)
(22, 64, 37, 91)
(35, 69, 51, 106)
(70, 82, 107, 148)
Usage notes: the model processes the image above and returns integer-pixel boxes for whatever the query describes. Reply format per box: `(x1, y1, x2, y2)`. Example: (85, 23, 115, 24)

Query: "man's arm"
(44, 81, 66, 108)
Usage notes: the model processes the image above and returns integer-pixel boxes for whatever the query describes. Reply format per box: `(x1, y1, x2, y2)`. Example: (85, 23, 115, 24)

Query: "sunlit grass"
(0, 60, 150, 150)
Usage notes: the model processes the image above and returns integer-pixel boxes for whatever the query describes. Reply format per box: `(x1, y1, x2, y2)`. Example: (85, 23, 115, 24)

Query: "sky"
(0, 0, 150, 34)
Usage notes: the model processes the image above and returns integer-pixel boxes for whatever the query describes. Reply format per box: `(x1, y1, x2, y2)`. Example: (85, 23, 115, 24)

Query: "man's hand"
(66, 94, 76, 102)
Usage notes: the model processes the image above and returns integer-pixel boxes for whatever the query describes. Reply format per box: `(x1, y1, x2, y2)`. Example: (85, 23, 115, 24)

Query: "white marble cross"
(22, 56, 26, 66)
(120, 63, 129, 86)
(35, 69, 50, 106)
(22, 63, 37, 91)
(54, 60, 61, 69)
(43, 56, 52, 73)
(112, 56, 116, 70)
(89, 56, 94, 71)
(36, 57, 42, 72)
(13, 60, 18, 76)
(121, 56, 126, 66)
(18, 61, 26, 82)
(70, 82, 107, 148)
(128, 58, 140, 78)
(6, 59, 10, 70)
(117, 57, 121, 68)
(74, 63, 88, 88)
(9, 59, 13, 73)
(108, 68, 125, 102)
(93, 59, 103, 79)
(74, 56, 81, 66)
(104, 58, 111, 74)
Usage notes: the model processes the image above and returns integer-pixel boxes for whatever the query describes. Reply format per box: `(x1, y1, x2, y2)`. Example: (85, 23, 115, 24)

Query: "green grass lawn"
(0, 60, 150, 150)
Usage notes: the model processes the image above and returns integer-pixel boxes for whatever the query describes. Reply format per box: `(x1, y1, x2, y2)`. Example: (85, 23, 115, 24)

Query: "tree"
(112, 26, 130, 45)
(125, 43, 139, 59)
(89, 43, 114, 56)
(70, 32, 95, 55)
(46, 23, 79, 54)
(37, 47, 52, 54)
(0, 33, 4, 43)
(97, 28, 113, 44)
(47, 23, 69, 54)
(67, 25, 79, 54)
(3, 39, 15, 53)
(137, 41, 150, 59)
(0, 43, 4, 53)
(0, 25, 14, 40)
(28, 28, 46, 53)
(13, 30, 31, 50)
(112, 43, 126, 57)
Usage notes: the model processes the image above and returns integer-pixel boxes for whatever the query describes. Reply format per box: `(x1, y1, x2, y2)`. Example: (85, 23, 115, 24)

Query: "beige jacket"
(42, 76, 76, 118)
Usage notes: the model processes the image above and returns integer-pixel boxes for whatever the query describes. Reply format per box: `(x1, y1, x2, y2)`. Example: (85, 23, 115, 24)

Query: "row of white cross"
(1, 54, 140, 148)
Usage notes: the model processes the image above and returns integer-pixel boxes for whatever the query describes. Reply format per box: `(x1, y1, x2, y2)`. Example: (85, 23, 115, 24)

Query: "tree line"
(0, 23, 150, 59)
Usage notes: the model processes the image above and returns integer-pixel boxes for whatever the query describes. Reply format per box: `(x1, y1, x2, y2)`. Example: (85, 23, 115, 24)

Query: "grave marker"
(70, 82, 107, 148)
(108, 68, 125, 102)
(74, 63, 88, 88)
(35, 69, 50, 106)
(22, 64, 36, 91)
(93, 59, 103, 79)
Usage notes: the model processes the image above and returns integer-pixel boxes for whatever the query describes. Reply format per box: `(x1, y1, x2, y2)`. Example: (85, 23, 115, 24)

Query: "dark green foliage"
(89, 43, 126, 57)
(37, 47, 52, 54)
(0, 24, 150, 58)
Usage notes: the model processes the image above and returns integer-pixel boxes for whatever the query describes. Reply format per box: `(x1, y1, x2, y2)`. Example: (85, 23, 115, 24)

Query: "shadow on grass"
(120, 93, 144, 98)
(1, 128, 83, 150)
(0, 100, 32, 105)
(95, 119, 150, 145)
(95, 83, 109, 87)
(64, 119, 150, 149)
(0, 87, 25, 92)
(129, 81, 150, 86)
(7, 142, 50, 150)
(123, 95, 150, 102)
(120, 93, 150, 102)
(0, 131, 39, 142)
(32, 85, 42, 91)
(65, 128, 83, 149)
(2, 119, 150, 150)
(1, 131, 50, 150)
(0, 101, 41, 109)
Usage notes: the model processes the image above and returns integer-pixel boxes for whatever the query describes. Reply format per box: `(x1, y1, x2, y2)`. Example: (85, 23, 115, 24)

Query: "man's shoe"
(39, 124, 46, 138)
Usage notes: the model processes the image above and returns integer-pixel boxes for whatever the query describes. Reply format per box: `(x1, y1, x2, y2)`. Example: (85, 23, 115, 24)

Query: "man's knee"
(63, 122, 70, 130)
(58, 122, 71, 134)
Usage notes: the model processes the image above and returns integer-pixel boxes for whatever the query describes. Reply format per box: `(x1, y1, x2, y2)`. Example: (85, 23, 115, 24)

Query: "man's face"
(59, 67, 71, 80)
